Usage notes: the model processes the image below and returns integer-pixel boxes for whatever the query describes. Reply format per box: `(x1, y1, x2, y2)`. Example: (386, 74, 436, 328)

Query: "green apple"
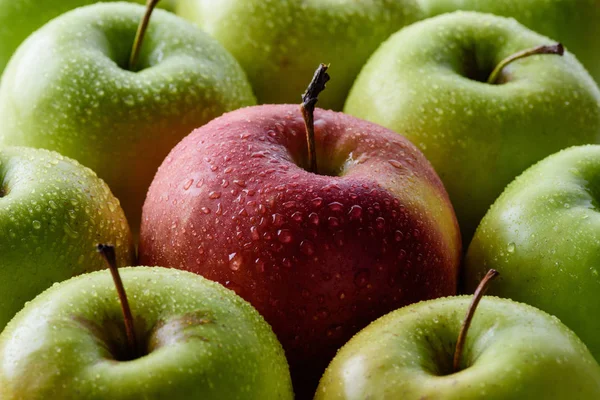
(344, 11, 600, 243)
(465, 144, 600, 364)
(419, 0, 600, 85)
(175, 0, 424, 110)
(0, 146, 134, 330)
(316, 295, 600, 399)
(0, 0, 176, 75)
(0, 2, 256, 231)
(0, 265, 293, 399)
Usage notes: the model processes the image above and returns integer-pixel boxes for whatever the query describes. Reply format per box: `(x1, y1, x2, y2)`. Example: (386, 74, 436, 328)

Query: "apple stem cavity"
(487, 43, 564, 84)
(452, 269, 499, 372)
(97, 243, 138, 359)
(129, 0, 161, 71)
(300, 63, 330, 174)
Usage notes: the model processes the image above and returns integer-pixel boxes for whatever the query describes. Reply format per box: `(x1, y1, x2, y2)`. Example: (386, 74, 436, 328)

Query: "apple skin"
(465, 145, 600, 365)
(316, 296, 600, 399)
(0, 146, 134, 330)
(419, 0, 600, 86)
(0, 0, 176, 75)
(0, 2, 256, 231)
(175, 0, 424, 110)
(344, 11, 600, 243)
(138, 104, 462, 396)
(0, 267, 293, 399)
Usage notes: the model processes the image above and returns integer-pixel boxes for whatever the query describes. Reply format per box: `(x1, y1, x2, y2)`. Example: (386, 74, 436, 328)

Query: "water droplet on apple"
(348, 205, 362, 221)
(183, 179, 193, 190)
(311, 197, 323, 207)
(291, 211, 303, 222)
(507, 242, 516, 253)
(309, 212, 319, 226)
(277, 229, 293, 243)
(328, 216, 340, 229)
(394, 230, 404, 242)
(208, 191, 221, 199)
(328, 202, 344, 212)
(300, 240, 315, 255)
(229, 253, 242, 271)
(32, 220, 41, 229)
(388, 160, 403, 169)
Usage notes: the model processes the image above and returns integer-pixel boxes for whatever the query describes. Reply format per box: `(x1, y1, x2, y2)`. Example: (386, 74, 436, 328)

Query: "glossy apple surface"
(465, 145, 600, 364)
(0, 146, 133, 329)
(0, 2, 256, 231)
(419, 0, 600, 85)
(345, 11, 600, 243)
(0, 267, 293, 399)
(175, 0, 424, 110)
(316, 296, 600, 399)
(139, 104, 462, 396)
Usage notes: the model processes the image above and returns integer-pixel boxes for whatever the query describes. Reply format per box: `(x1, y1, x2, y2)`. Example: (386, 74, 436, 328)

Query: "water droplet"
(229, 253, 242, 271)
(250, 226, 260, 241)
(255, 258, 265, 273)
(291, 211, 303, 222)
(328, 216, 340, 228)
(394, 230, 404, 242)
(300, 240, 315, 256)
(388, 160, 403, 169)
(328, 202, 343, 212)
(309, 212, 319, 226)
(32, 220, 41, 229)
(277, 229, 293, 243)
(208, 191, 221, 199)
(375, 217, 385, 230)
(272, 213, 285, 227)
(507, 242, 516, 253)
(348, 205, 362, 221)
(311, 197, 323, 207)
(183, 179, 193, 190)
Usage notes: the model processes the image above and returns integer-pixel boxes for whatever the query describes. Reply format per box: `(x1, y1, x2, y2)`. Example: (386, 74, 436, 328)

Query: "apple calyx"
(487, 43, 564, 84)
(300, 63, 330, 174)
(129, 0, 161, 71)
(452, 269, 499, 372)
(97, 243, 139, 360)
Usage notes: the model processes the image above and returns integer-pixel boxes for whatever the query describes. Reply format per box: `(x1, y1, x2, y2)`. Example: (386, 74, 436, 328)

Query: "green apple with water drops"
(345, 11, 600, 243)
(419, 0, 600, 85)
(0, 2, 256, 231)
(316, 295, 600, 399)
(0, 146, 134, 330)
(465, 144, 600, 364)
(175, 0, 424, 110)
(0, 0, 176, 75)
(0, 263, 293, 399)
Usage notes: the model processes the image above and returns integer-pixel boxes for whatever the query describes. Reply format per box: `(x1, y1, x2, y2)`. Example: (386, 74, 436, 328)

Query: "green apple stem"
(129, 0, 161, 71)
(452, 269, 499, 372)
(97, 244, 138, 359)
(487, 43, 564, 84)
(300, 63, 330, 174)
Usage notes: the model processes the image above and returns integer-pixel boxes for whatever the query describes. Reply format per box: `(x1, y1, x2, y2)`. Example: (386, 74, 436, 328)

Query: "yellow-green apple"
(419, 0, 600, 85)
(344, 12, 600, 243)
(316, 295, 600, 399)
(0, 262, 293, 398)
(0, 2, 256, 231)
(0, 146, 133, 329)
(0, 0, 177, 76)
(138, 104, 462, 396)
(174, 0, 424, 110)
(465, 145, 600, 364)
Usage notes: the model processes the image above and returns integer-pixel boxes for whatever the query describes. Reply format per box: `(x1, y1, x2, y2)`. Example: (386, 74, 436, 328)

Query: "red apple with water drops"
(139, 96, 461, 396)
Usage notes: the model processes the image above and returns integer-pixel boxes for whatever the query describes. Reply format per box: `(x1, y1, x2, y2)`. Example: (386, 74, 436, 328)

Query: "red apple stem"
(487, 43, 564, 84)
(452, 269, 499, 372)
(129, 0, 161, 71)
(300, 63, 330, 174)
(97, 244, 138, 358)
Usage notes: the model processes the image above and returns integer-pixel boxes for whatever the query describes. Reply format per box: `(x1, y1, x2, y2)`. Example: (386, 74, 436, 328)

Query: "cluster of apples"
(1, 0, 600, 399)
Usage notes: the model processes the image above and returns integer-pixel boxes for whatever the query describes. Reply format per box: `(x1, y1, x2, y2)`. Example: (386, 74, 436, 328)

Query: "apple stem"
(452, 269, 499, 372)
(300, 64, 330, 174)
(97, 244, 138, 359)
(487, 43, 564, 84)
(129, 0, 161, 71)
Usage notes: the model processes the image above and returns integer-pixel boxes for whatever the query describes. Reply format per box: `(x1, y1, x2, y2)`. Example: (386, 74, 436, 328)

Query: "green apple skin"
(344, 12, 600, 243)
(0, 2, 256, 231)
(465, 145, 600, 364)
(419, 0, 600, 86)
(316, 296, 600, 399)
(175, 0, 424, 111)
(0, 0, 175, 75)
(0, 146, 134, 330)
(0, 267, 293, 399)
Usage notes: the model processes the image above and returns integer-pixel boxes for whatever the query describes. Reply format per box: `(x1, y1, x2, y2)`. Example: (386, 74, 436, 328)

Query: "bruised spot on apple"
(139, 104, 462, 395)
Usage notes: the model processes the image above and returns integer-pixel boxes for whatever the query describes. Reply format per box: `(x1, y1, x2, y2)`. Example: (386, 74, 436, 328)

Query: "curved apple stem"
(300, 64, 330, 174)
(97, 244, 138, 359)
(487, 43, 564, 84)
(129, 0, 161, 71)
(452, 269, 499, 372)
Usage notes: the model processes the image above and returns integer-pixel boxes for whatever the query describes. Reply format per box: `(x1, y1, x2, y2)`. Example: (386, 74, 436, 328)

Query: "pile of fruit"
(1, 0, 600, 399)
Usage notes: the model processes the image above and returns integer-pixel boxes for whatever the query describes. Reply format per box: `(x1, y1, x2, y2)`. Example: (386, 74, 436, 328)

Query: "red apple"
(139, 104, 461, 396)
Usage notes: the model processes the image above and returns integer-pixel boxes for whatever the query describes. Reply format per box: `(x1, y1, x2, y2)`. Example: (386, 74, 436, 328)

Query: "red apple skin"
(139, 104, 461, 397)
